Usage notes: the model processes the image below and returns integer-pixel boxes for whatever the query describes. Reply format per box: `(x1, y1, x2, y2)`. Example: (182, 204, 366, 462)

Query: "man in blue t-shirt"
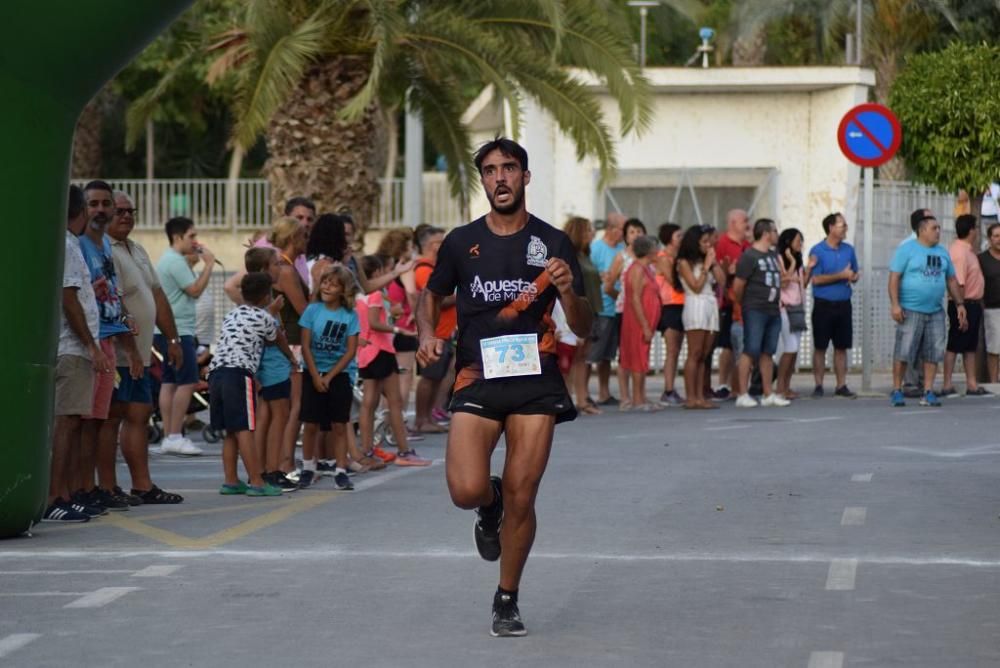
(77, 180, 144, 512)
(587, 213, 624, 405)
(888, 211, 966, 407)
(808, 212, 859, 398)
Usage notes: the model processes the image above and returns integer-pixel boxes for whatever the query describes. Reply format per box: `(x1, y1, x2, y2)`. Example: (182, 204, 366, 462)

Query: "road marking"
(353, 459, 442, 492)
(892, 409, 941, 416)
(137, 504, 269, 522)
(6, 548, 1000, 568)
(64, 587, 141, 608)
(841, 507, 867, 526)
(825, 559, 858, 590)
(851, 473, 873, 482)
(0, 634, 41, 659)
(132, 565, 183, 577)
(0, 569, 135, 576)
(704, 425, 747, 432)
(0, 591, 90, 597)
(793, 416, 844, 424)
(808, 651, 844, 668)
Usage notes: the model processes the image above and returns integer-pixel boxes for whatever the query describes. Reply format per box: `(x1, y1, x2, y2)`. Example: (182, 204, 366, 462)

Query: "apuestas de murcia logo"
(526, 235, 548, 267)
(470, 275, 538, 302)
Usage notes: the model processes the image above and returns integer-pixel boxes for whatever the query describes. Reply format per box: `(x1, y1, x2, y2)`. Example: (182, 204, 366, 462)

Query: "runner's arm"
(549, 258, 593, 339)
(416, 289, 446, 366)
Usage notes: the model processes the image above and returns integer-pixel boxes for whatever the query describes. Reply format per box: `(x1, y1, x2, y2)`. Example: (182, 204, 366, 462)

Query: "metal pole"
(639, 7, 647, 69)
(403, 96, 423, 228)
(862, 166, 874, 392)
(856, 0, 863, 65)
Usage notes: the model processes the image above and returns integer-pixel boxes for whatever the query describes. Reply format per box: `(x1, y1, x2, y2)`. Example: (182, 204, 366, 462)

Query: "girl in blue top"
(298, 266, 359, 490)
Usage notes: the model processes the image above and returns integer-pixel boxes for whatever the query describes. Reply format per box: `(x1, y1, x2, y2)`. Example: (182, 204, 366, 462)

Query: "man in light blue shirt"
(888, 211, 966, 408)
(587, 213, 625, 405)
(155, 216, 216, 455)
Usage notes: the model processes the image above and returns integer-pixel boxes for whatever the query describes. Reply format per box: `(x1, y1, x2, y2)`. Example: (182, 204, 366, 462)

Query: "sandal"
(580, 404, 603, 415)
(360, 456, 386, 471)
(131, 485, 183, 504)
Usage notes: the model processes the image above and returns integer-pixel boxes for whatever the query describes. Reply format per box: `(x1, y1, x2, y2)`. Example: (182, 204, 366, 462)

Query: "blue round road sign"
(837, 103, 901, 168)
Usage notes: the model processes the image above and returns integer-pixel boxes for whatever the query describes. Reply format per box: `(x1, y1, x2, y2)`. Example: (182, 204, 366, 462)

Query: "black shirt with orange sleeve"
(426, 215, 585, 391)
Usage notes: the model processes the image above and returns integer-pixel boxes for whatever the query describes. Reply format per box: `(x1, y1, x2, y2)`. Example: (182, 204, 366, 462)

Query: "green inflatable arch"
(0, 0, 193, 538)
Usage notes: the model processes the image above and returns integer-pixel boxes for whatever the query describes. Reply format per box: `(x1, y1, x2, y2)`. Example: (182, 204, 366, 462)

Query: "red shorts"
(556, 342, 576, 375)
(85, 338, 116, 420)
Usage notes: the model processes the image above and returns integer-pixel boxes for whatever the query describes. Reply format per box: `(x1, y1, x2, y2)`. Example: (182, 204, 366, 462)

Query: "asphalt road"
(2, 375, 999, 667)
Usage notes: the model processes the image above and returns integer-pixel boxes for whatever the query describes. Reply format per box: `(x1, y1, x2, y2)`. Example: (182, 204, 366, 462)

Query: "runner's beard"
(488, 186, 524, 215)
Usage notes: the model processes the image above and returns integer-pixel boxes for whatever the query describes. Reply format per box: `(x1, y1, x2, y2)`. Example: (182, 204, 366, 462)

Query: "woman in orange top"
(654, 223, 684, 405)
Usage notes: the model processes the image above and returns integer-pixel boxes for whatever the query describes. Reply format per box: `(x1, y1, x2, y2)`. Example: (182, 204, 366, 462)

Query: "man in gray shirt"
(733, 218, 790, 408)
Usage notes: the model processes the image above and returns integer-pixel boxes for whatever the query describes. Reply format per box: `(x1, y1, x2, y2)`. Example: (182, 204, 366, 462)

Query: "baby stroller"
(147, 345, 223, 445)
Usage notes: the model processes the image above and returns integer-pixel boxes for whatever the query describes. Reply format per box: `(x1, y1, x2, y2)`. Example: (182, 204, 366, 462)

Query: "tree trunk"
(263, 56, 387, 230)
(70, 87, 114, 179)
(732, 27, 767, 66)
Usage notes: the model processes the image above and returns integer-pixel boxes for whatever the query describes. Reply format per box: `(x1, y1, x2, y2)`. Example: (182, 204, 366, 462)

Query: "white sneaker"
(163, 437, 203, 456)
(735, 394, 758, 408)
(761, 394, 791, 407)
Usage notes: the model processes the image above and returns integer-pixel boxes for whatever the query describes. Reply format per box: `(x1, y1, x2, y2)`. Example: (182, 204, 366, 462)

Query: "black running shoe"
(114, 486, 144, 506)
(475, 476, 503, 562)
(333, 471, 354, 490)
(90, 488, 129, 511)
(834, 385, 857, 399)
(69, 492, 107, 517)
(298, 470, 315, 489)
(491, 591, 527, 637)
(270, 472, 299, 492)
(42, 502, 90, 523)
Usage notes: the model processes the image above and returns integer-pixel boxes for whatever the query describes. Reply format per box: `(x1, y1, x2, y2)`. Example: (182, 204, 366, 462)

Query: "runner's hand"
(417, 337, 444, 367)
(891, 304, 904, 324)
(546, 257, 574, 294)
(167, 341, 184, 370)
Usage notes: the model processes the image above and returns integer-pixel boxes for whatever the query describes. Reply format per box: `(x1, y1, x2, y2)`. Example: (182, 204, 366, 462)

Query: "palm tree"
(190, 0, 652, 226)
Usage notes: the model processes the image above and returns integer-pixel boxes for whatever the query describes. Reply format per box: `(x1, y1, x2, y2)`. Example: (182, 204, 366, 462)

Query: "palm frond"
(408, 73, 476, 206)
(124, 47, 200, 151)
(340, 0, 405, 122)
(232, 3, 333, 149)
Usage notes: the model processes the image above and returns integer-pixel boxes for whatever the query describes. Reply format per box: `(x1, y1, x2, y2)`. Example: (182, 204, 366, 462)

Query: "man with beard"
(105, 191, 185, 504)
(76, 181, 144, 511)
(417, 137, 592, 637)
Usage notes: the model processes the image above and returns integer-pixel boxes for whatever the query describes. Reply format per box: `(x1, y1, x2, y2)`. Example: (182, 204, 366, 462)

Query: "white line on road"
(841, 507, 867, 526)
(63, 587, 141, 609)
(807, 651, 844, 668)
(851, 473, 873, 482)
(825, 559, 858, 590)
(0, 634, 41, 659)
(6, 548, 1000, 568)
(0, 570, 135, 576)
(132, 565, 183, 577)
(351, 459, 442, 492)
(893, 409, 942, 416)
(793, 416, 845, 424)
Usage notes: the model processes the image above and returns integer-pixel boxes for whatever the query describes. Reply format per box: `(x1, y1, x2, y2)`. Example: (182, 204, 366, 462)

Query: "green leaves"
(891, 42, 1000, 192)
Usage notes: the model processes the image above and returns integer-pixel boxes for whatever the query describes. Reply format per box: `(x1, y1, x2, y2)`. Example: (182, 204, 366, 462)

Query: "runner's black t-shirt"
(426, 215, 585, 388)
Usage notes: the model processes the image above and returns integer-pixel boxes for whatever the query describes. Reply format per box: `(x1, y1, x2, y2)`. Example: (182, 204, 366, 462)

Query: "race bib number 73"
(479, 333, 542, 379)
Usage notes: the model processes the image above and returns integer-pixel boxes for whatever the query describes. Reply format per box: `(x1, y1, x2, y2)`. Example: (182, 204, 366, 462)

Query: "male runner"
(417, 137, 592, 637)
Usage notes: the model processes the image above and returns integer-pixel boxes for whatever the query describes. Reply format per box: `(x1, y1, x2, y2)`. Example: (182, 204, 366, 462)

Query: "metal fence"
(73, 174, 466, 231)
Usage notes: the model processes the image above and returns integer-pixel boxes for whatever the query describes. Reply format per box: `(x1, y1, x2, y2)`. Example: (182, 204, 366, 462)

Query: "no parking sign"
(837, 103, 901, 167)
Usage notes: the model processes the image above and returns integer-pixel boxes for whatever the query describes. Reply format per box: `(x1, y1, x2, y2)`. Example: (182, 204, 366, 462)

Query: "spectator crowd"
(44, 178, 994, 524)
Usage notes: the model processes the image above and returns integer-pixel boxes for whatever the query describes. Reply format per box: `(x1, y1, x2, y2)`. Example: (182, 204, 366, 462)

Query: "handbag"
(786, 303, 807, 332)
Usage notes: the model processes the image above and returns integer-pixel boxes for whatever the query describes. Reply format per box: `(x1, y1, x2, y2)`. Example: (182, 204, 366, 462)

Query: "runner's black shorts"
(449, 371, 577, 425)
(300, 372, 352, 430)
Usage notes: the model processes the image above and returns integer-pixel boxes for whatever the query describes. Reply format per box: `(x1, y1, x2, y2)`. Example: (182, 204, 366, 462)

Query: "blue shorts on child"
(209, 367, 256, 433)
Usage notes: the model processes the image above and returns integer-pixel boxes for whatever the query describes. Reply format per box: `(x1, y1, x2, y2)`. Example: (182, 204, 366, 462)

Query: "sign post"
(837, 103, 902, 394)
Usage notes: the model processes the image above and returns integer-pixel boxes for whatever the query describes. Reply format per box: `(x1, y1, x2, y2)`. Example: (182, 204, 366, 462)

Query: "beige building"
(464, 66, 875, 245)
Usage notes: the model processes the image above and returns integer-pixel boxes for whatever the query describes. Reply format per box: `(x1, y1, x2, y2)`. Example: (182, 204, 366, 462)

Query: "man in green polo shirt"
(155, 216, 215, 455)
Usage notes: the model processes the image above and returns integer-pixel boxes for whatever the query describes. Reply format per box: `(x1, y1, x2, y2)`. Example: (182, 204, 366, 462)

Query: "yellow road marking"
(137, 504, 264, 522)
(102, 492, 340, 549)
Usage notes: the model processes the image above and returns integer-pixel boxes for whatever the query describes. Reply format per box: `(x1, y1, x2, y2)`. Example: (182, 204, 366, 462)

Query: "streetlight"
(627, 0, 660, 69)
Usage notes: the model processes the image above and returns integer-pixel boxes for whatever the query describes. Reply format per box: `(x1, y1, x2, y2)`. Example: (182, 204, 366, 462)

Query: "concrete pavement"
(2, 373, 999, 667)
